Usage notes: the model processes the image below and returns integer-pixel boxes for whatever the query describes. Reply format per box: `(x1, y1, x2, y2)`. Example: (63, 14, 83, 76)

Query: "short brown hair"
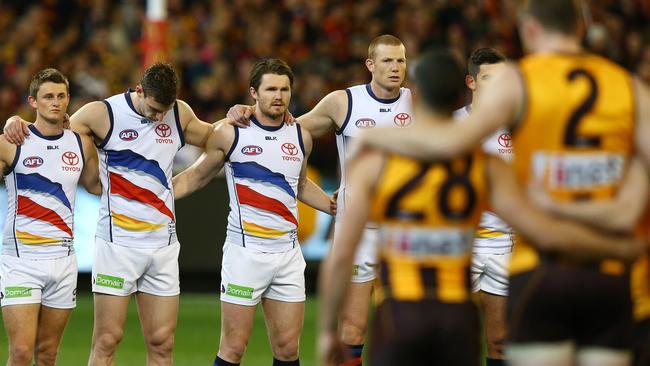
(368, 34, 404, 59)
(249, 58, 294, 91)
(521, 0, 580, 34)
(141, 63, 178, 106)
(467, 48, 506, 78)
(29, 68, 69, 98)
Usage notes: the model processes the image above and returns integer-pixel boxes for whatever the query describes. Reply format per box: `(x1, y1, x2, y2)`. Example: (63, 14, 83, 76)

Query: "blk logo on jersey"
(47, 145, 59, 150)
(393, 113, 412, 127)
(355, 118, 376, 128)
(119, 129, 139, 141)
(265, 136, 277, 141)
(155, 124, 173, 144)
(242, 145, 263, 155)
(23, 156, 43, 168)
(380, 108, 391, 112)
(281, 142, 300, 161)
(62, 151, 81, 172)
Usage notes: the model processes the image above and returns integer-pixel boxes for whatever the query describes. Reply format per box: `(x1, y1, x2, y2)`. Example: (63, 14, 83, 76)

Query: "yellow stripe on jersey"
(475, 227, 508, 239)
(242, 221, 288, 238)
(111, 212, 165, 232)
(15, 230, 62, 245)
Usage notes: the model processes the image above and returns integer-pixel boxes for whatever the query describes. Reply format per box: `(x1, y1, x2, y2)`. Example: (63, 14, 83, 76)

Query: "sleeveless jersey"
(97, 90, 184, 248)
(454, 106, 513, 254)
(224, 116, 305, 253)
(336, 84, 413, 218)
(370, 150, 487, 304)
(3, 125, 84, 259)
(510, 53, 636, 275)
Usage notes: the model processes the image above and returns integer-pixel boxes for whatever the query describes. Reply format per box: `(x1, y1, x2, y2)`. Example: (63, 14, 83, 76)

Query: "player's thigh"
(219, 301, 256, 344)
(506, 341, 575, 366)
(35, 306, 73, 350)
(92, 238, 147, 296)
(41, 255, 77, 309)
(221, 243, 274, 306)
(340, 281, 373, 324)
(92, 293, 131, 334)
(138, 242, 180, 297)
(2, 303, 40, 347)
(479, 290, 507, 332)
(135, 292, 179, 341)
(261, 298, 304, 345)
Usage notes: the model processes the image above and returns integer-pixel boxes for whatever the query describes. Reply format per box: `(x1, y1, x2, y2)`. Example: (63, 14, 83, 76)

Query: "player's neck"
(532, 33, 582, 54)
(253, 110, 284, 127)
(33, 118, 64, 136)
(368, 81, 400, 100)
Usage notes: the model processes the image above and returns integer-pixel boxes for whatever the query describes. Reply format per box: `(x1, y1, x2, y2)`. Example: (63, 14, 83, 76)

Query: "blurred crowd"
(1, 0, 650, 174)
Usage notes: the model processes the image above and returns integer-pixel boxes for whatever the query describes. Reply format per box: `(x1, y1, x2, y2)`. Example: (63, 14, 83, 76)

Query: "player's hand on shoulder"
(284, 109, 297, 125)
(3, 115, 30, 145)
(226, 104, 255, 127)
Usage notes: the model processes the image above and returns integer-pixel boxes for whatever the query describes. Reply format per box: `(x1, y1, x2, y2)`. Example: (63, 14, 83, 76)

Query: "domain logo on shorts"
(95, 274, 125, 289)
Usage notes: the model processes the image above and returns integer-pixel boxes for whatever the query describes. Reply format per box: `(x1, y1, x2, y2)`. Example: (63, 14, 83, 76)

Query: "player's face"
(140, 96, 174, 122)
(251, 73, 291, 120)
(474, 63, 505, 93)
(368, 44, 407, 90)
(28, 82, 69, 124)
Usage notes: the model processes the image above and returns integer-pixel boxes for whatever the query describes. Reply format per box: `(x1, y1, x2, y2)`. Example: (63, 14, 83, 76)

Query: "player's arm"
(176, 100, 214, 149)
(358, 64, 523, 161)
(295, 90, 348, 138)
(172, 120, 232, 199)
(3, 115, 31, 144)
(318, 147, 383, 366)
(78, 133, 101, 195)
(296, 129, 333, 214)
(487, 155, 643, 263)
(0, 135, 17, 174)
(529, 157, 649, 233)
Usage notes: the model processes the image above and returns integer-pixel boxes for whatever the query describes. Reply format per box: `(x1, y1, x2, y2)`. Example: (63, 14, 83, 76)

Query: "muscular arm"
(487, 156, 642, 262)
(177, 100, 217, 149)
(296, 129, 333, 214)
(69, 101, 110, 142)
(318, 148, 383, 360)
(172, 120, 232, 199)
(78, 133, 101, 195)
(0, 136, 17, 174)
(295, 90, 348, 138)
(529, 157, 649, 233)
(358, 64, 523, 160)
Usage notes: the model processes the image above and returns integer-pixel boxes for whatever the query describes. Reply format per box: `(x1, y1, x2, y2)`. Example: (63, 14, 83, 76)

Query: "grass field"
(0, 292, 319, 365)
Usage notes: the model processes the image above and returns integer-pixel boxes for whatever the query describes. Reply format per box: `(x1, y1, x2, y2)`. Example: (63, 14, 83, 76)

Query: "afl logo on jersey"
(241, 145, 263, 155)
(498, 133, 512, 148)
(61, 151, 79, 166)
(23, 156, 43, 168)
(393, 113, 412, 127)
(355, 118, 376, 128)
(119, 129, 139, 141)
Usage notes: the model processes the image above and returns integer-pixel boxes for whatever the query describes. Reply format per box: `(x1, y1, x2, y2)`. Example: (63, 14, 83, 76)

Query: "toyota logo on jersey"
(281, 143, 298, 156)
(155, 124, 172, 137)
(393, 113, 412, 127)
(498, 133, 512, 148)
(61, 151, 79, 166)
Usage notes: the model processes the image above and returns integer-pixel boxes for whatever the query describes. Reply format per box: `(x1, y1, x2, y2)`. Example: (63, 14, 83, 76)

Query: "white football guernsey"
(3, 125, 84, 259)
(336, 84, 413, 218)
(454, 105, 513, 254)
(224, 116, 305, 253)
(96, 90, 184, 248)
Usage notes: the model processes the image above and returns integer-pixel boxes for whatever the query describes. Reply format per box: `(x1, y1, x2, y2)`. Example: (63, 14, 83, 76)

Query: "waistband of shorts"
(225, 231, 297, 253)
(1, 247, 76, 260)
(95, 235, 179, 249)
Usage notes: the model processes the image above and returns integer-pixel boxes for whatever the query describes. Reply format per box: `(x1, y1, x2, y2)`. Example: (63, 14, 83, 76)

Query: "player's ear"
(28, 95, 37, 108)
(365, 58, 374, 72)
(249, 86, 258, 101)
(465, 74, 476, 91)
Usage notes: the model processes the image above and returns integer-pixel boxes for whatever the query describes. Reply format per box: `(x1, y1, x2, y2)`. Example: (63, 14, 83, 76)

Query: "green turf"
(0, 292, 319, 365)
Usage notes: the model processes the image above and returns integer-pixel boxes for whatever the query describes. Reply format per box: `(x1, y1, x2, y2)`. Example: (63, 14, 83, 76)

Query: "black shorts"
(508, 260, 633, 349)
(369, 298, 480, 366)
(635, 318, 650, 366)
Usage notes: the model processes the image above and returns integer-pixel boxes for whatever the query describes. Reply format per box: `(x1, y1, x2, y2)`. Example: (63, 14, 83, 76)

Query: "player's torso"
(336, 84, 413, 219)
(512, 53, 636, 274)
(455, 106, 514, 254)
(96, 91, 184, 248)
(3, 126, 83, 259)
(224, 117, 305, 252)
(370, 150, 487, 304)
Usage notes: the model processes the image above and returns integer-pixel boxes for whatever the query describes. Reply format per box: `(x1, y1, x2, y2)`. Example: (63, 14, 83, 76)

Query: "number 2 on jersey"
(564, 69, 600, 147)
(385, 156, 477, 221)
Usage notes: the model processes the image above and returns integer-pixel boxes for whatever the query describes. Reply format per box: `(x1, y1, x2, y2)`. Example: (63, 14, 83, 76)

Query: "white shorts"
(0, 254, 77, 309)
(220, 243, 305, 306)
(471, 252, 511, 296)
(334, 222, 378, 283)
(92, 237, 180, 297)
